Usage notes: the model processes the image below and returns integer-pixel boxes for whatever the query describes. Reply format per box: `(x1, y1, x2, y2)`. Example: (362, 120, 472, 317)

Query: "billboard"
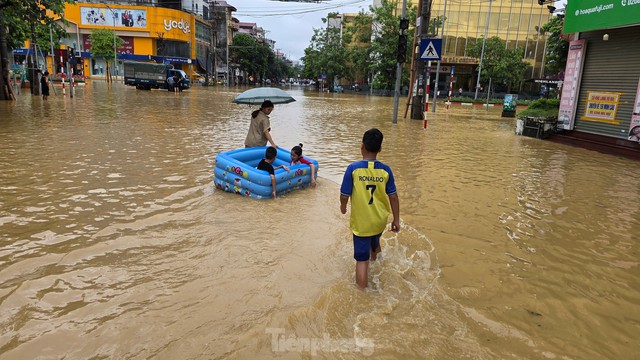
(564, 0, 640, 33)
(81, 7, 147, 28)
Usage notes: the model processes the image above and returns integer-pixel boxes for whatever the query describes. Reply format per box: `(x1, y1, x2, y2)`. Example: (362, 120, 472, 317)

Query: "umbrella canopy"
(232, 87, 296, 105)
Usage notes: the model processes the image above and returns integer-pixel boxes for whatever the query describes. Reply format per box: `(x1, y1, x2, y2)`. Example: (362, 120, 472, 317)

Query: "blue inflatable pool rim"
(214, 146, 319, 198)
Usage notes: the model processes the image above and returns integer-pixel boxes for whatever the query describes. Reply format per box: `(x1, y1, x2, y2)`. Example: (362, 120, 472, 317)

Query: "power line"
(234, 0, 367, 17)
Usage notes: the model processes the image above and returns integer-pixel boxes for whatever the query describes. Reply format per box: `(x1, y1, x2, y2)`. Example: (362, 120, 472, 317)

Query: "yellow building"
(54, 3, 209, 79)
(385, 0, 552, 91)
(328, 13, 372, 86)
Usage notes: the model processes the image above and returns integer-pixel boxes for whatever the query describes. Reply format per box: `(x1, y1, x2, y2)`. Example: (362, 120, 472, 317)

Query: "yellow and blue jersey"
(340, 160, 397, 236)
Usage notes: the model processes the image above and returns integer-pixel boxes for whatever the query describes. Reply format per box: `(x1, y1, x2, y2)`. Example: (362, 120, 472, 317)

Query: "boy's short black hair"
(362, 128, 383, 153)
(265, 146, 277, 160)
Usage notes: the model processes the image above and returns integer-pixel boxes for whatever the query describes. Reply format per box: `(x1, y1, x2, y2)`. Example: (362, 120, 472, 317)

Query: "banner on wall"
(581, 91, 622, 124)
(81, 7, 147, 28)
(83, 34, 135, 54)
(558, 40, 587, 130)
(629, 78, 640, 142)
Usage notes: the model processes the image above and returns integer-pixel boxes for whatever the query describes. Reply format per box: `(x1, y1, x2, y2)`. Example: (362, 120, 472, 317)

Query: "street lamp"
(474, 0, 493, 100)
(105, 5, 118, 81)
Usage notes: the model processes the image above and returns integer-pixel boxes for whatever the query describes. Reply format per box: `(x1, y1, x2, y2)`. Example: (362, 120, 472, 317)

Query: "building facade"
(381, 0, 552, 93)
(12, 0, 240, 81)
(553, 0, 640, 158)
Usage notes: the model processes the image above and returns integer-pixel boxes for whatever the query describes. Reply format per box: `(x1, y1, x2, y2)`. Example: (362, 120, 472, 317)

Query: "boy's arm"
(388, 193, 400, 232)
(270, 174, 277, 198)
(274, 164, 289, 172)
(340, 194, 349, 214)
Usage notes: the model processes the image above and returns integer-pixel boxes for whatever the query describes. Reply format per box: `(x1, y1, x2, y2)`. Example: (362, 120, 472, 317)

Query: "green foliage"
(229, 33, 293, 82)
(89, 29, 123, 61)
(525, 98, 560, 109)
(467, 36, 529, 93)
(301, 14, 349, 89)
(302, 0, 416, 91)
(35, 23, 68, 53)
(0, 0, 73, 49)
(429, 15, 446, 36)
(540, 16, 569, 76)
(518, 98, 560, 118)
(342, 9, 373, 84)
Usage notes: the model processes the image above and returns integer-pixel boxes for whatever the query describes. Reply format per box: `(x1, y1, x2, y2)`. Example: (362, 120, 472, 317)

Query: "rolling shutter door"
(575, 26, 640, 138)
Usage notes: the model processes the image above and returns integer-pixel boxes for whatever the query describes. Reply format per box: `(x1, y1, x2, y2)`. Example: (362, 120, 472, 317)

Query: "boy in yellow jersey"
(340, 128, 400, 289)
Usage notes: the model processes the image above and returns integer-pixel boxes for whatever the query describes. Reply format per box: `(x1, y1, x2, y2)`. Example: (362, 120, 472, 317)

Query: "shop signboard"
(83, 34, 134, 54)
(564, 0, 640, 34)
(558, 40, 587, 130)
(628, 78, 640, 142)
(581, 91, 622, 124)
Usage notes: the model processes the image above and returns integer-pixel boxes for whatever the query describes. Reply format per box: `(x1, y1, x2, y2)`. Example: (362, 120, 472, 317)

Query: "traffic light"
(397, 34, 408, 63)
(399, 18, 409, 31)
(67, 47, 74, 62)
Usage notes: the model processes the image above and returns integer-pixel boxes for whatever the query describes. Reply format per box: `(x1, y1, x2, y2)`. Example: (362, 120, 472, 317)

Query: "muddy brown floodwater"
(1, 82, 638, 359)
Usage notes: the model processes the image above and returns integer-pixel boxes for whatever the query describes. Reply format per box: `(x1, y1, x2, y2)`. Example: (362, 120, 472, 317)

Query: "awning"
(196, 57, 212, 74)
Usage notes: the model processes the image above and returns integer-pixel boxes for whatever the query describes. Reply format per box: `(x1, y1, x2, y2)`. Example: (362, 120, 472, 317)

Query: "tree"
(89, 29, 123, 83)
(0, 0, 72, 100)
(229, 33, 293, 85)
(428, 15, 446, 37)
(336, 0, 417, 90)
(341, 9, 373, 86)
(467, 36, 528, 94)
(367, 0, 416, 91)
(301, 13, 348, 91)
(540, 15, 569, 77)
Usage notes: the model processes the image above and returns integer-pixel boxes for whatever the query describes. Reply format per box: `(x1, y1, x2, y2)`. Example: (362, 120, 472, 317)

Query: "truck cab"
(167, 69, 191, 91)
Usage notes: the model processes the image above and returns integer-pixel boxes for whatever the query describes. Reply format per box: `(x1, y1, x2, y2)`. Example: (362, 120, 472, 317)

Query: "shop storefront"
(555, 0, 640, 158)
(57, 3, 204, 79)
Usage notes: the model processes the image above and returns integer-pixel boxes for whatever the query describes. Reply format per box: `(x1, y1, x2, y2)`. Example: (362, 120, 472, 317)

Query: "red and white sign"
(558, 39, 587, 130)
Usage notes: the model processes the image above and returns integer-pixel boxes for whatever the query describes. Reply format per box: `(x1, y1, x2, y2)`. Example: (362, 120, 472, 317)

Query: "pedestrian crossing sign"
(419, 39, 442, 61)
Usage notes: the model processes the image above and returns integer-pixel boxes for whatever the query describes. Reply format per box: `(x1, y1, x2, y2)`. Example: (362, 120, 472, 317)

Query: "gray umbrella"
(232, 87, 296, 105)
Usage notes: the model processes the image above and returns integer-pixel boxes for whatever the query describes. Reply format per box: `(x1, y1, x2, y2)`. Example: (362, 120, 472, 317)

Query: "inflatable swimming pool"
(214, 147, 319, 198)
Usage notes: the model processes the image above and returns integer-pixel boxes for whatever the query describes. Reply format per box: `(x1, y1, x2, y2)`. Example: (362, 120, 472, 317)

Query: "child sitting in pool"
(290, 143, 317, 187)
(258, 146, 289, 198)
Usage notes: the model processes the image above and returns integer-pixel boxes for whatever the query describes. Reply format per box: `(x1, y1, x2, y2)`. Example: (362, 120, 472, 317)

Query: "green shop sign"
(564, 0, 640, 33)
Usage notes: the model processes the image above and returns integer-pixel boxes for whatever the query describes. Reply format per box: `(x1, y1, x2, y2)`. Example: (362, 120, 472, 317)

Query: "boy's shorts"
(353, 233, 382, 261)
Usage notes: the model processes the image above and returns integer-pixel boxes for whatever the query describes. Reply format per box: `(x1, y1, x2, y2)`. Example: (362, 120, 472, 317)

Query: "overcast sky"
(232, 0, 372, 62)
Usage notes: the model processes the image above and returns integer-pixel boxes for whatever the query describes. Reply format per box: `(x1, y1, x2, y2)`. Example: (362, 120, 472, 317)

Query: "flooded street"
(1, 82, 638, 359)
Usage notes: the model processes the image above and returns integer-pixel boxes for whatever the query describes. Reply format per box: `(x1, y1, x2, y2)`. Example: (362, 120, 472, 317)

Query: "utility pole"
(49, 24, 57, 95)
(411, 0, 432, 120)
(29, 8, 40, 96)
(475, 0, 492, 99)
(392, 0, 408, 123)
(432, 0, 448, 113)
(210, 4, 219, 86)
